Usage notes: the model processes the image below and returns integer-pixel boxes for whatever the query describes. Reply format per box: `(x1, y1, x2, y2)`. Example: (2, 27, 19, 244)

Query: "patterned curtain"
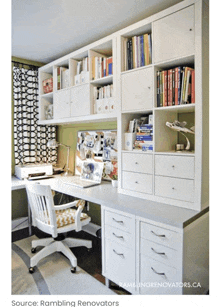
(12, 62, 57, 165)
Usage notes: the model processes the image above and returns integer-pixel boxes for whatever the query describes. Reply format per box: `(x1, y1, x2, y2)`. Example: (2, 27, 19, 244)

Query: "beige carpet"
(12, 236, 116, 295)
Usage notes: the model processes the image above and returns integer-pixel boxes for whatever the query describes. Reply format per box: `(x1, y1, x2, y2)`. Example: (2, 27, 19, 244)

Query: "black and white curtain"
(12, 62, 57, 165)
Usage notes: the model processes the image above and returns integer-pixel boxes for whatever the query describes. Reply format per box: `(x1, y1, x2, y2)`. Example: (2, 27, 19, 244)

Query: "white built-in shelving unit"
(38, 0, 209, 295)
(39, 0, 208, 213)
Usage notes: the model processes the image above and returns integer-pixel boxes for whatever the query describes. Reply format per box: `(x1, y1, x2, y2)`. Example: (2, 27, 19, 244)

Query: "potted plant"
(111, 174, 118, 188)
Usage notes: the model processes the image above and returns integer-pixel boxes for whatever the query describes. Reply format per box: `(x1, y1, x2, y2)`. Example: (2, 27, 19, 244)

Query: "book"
(157, 71, 160, 107)
(168, 69, 172, 106)
(108, 57, 113, 75)
(172, 69, 175, 105)
(191, 69, 195, 103)
(144, 34, 149, 66)
(57, 67, 61, 90)
(175, 67, 178, 105)
(159, 71, 163, 107)
(140, 35, 145, 67)
(148, 34, 152, 64)
(132, 36, 137, 69)
(164, 70, 168, 106)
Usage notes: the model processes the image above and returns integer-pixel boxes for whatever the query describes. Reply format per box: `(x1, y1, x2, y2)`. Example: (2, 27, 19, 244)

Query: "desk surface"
(12, 176, 208, 229)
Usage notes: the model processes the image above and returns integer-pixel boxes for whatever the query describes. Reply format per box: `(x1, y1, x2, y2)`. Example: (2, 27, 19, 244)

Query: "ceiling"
(12, 0, 182, 64)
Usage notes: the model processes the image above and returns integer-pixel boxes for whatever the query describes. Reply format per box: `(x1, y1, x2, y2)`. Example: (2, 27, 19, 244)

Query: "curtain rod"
(12, 60, 39, 69)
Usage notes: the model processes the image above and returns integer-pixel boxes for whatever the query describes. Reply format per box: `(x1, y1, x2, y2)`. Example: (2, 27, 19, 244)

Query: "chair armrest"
(75, 204, 85, 232)
(53, 200, 80, 211)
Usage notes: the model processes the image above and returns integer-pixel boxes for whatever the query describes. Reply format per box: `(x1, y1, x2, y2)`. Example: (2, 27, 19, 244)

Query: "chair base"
(29, 237, 92, 272)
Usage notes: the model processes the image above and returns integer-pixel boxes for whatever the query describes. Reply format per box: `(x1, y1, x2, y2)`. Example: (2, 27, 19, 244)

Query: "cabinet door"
(153, 5, 195, 63)
(70, 84, 90, 117)
(122, 67, 153, 111)
(53, 89, 70, 119)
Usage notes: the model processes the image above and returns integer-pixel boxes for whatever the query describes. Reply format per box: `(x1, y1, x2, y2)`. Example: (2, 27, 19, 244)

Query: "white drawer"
(140, 221, 181, 250)
(122, 171, 153, 194)
(140, 255, 181, 294)
(140, 238, 180, 268)
(155, 175, 194, 202)
(105, 239, 135, 288)
(155, 155, 195, 179)
(104, 210, 133, 233)
(122, 152, 153, 174)
(104, 224, 133, 249)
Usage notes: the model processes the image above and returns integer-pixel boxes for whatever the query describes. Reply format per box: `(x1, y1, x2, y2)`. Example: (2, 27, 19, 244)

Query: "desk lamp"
(47, 140, 72, 176)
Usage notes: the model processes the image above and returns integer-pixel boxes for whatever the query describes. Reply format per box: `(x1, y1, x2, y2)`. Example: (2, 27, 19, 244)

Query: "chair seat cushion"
(56, 209, 89, 228)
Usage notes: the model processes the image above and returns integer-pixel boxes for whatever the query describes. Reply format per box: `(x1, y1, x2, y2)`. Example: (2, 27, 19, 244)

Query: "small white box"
(103, 99, 110, 113)
(74, 74, 81, 85)
(95, 99, 104, 114)
(124, 133, 136, 151)
(109, 98, 116, 112)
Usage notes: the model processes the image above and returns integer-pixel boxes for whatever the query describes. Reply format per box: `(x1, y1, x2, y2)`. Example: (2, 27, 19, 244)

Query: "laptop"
(62, 161, 104, 188)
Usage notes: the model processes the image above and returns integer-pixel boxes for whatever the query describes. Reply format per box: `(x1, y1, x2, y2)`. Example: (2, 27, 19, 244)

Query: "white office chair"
(26, 184, 92, 273)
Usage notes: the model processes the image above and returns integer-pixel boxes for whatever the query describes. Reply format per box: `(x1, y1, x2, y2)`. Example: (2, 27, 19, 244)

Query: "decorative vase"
(112, 180, 118, 188)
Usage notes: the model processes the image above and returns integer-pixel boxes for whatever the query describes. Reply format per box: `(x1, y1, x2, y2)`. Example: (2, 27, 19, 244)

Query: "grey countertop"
(12, 176, 208, 229)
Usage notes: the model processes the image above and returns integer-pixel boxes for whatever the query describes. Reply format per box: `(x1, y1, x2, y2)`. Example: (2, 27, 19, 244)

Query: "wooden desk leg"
(28, 202, 32, 236)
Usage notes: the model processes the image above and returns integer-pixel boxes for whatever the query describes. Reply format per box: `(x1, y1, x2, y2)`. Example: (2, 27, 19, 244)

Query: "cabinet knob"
(135, 162, 138, 164)
(135, 181, 139, 184)
(172, 187, 175, 190)
(172, 165, 175, 168)
(189, 28, 193, 31)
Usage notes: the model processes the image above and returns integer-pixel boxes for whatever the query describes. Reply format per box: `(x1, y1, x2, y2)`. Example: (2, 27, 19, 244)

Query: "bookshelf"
(38, 0, 208, 213)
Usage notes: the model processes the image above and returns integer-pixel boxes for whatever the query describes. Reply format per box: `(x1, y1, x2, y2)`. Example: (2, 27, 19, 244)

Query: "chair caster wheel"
(29, 267, 35, 274)
(31, 248, 36, 253)
(71, 267, 76, 273)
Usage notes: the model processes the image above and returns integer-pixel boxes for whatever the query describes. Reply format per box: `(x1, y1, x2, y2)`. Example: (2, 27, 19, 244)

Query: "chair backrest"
(26, 184, 58, 237)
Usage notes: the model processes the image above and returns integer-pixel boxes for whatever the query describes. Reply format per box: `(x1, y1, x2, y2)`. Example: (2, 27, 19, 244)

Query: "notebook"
(63, 161, 104, 188)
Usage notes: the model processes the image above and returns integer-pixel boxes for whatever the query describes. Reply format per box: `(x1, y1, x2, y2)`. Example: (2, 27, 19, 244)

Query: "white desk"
(11, 175, 209, 294)
(12, 175, 208, 229)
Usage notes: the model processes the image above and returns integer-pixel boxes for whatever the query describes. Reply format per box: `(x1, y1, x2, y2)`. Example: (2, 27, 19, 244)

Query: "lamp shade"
(47, 139, 59, 148)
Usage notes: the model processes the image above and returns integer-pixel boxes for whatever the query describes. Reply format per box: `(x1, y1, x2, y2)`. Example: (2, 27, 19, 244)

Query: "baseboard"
(12, 217, 101, 238)
(12, 217, 29, 232)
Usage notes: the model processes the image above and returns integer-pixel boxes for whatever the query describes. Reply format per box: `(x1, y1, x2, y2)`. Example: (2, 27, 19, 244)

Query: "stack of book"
(134, 124, 153, 152)
(124, 33, 152, 70)
(91, 56, 113, 80)
(157, 66, 195, 107)
(94, 84, 113, 100)
(57, 67, 69, 90)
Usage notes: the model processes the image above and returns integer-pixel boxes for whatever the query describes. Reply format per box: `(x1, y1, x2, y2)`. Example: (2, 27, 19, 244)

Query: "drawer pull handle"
(151, 230, 166, 238)
(113, 249, 124, 258)
(151, 267, 165, 276)
(135, 162, 138, 164)
(151, 247, 165, 256)
(135, 181, 139, 184)
(113, 233, 124, 240)
(112, 217, 124, 224)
